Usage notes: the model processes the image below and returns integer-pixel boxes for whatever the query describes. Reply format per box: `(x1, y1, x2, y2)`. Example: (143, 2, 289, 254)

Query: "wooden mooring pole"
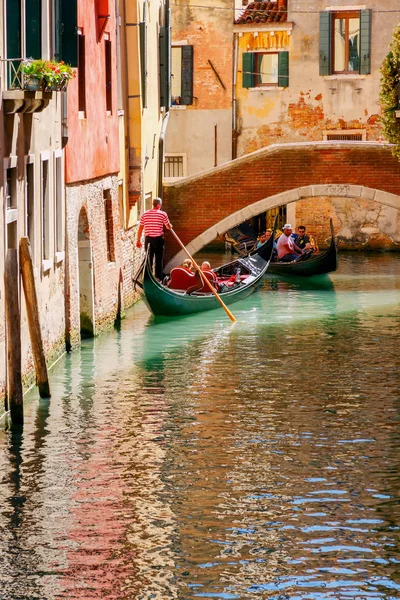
(4, 249, 24, 424)
(19, 237, 51, 398)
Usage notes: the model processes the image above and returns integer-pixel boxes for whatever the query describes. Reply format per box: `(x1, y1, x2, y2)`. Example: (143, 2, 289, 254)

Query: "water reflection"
(0, 254, 400, 599)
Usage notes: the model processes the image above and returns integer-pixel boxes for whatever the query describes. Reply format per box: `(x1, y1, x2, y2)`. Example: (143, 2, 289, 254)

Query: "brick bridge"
(163, 142, 400, 269)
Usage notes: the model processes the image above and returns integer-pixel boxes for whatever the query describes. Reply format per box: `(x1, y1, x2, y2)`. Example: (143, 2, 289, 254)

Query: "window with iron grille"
(164, 155, 184, 178)
(324, 130, 365, 141)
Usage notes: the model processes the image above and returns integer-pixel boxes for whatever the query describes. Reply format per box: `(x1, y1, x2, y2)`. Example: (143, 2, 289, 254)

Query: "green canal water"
(0, 253, 400, 599)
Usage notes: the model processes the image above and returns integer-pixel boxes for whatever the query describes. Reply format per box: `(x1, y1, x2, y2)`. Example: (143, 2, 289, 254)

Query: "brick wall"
(163, 143, 400, 257)
(66, 176, 142, 348)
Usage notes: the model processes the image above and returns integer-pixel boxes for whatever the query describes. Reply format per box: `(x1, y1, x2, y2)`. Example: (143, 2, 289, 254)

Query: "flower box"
(21, 59, 76, 92)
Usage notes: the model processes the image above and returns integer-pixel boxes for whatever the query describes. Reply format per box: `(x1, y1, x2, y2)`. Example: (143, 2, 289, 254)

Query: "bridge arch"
(166, 184, 400, 270)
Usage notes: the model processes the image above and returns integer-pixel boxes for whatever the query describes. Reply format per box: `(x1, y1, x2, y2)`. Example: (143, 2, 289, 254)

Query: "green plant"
(379, 23, 400, 160)
(21, 59, 76, 91)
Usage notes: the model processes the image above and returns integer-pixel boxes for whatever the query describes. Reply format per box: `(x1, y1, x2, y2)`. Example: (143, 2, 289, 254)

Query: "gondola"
(255, 219, 338, 277)
(134, 227, 275, 317)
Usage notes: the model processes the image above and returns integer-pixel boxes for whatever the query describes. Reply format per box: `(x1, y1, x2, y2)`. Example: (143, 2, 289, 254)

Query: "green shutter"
(139, 20, 147, 108)
(181, 45, 193, 105)
(26, 0, 41, 59)
(359, 9, 371, 75)
(319, 11, 332, 76)
(159, 8, 171, 110)
(6, 0, 21, 59)
(60, 0, 78, 66)
(242, 52, 254, 88)
(278, 51, 289, 87)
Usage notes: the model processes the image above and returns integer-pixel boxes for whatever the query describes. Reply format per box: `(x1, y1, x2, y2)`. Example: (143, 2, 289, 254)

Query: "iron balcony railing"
(1, 58, 25, 91)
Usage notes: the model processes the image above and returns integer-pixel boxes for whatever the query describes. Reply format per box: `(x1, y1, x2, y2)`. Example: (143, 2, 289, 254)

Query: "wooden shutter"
(159, 8, 171, 110)
(242, 52, 254, 88)
(278, 51, 289, 87)
(139, 22, 147, 108)
(359, 9, 371, 75)
(6, 0, 21, 59)
(25, 0, 41, 59)
(319, 11, 332, 76)
(181, 45, 193, 105)
(139, 2, 147, 109)
(60, 0, 78, 67)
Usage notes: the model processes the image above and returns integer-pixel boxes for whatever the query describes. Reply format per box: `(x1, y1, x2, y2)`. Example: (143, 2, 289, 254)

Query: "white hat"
(283, 223, 292, 229)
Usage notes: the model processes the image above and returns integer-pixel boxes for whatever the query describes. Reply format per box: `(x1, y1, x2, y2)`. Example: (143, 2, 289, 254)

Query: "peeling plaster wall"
(235, 1, 399, 156)
(295, 196, 400, 250)
(165, 0, 233, 175)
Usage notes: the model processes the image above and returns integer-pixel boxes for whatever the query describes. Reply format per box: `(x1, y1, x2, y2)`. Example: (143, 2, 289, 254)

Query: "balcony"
(2, 59, 53, 114)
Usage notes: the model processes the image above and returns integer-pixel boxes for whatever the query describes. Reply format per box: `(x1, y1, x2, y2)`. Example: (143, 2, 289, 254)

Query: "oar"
(169, 228, 237, 323)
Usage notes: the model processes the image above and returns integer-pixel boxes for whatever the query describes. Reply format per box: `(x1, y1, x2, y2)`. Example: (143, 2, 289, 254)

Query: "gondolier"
(136, 198, 172, 280)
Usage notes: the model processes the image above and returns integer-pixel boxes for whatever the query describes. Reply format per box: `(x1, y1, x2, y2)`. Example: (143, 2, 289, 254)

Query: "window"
(54, 0, 78, 66)
(41, 158, 50, 261)
(104, 190, 115, 262)
(242, 51, 289, 88)
(26, 0, 41, 58)
(319, 10, 371, 76)
(78, 32, 86, 113)
(164, 155, 186, 179)
(25, 160, 35, 261)
(323, 130, 366, 141)
(159, 12, 171, 110)
(171, 45, 193, 105)
(333, 12, 360, 73)
(54, 154, 64, 254)
(105, 39, 112, 112)
(255, 53, 278, 86)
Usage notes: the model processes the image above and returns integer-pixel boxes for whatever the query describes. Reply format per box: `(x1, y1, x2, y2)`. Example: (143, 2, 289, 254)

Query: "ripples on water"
(0, 254, 400, 599)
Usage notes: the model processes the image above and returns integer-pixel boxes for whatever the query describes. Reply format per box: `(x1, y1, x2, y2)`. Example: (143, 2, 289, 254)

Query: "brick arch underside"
(163, 144, 400, 270)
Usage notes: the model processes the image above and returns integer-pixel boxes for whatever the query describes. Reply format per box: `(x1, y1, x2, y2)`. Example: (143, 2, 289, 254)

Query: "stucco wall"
(1, 96, 67, 401)
(165, 0, 234, 176)
(65, 0, 120, 183)
(235, 1, 399, 155)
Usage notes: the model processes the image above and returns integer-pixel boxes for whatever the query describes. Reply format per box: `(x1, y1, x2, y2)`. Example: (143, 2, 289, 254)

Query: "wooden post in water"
(19, 237, 51, 398)
(4, 249, 24, 424)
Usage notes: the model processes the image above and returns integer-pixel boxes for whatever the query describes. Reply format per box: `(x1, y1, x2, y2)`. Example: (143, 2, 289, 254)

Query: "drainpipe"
(158, 110, 170, 199)
(158, 0, 170, 198)
(232, 33, 239, 159)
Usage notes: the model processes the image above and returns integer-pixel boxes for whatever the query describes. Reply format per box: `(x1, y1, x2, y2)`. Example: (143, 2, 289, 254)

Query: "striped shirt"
(140, 209, 170, 237)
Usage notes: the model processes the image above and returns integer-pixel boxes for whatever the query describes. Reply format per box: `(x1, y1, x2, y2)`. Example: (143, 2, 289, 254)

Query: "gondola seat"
(167, 268, 201, 292)
(195, 270, 219, 293)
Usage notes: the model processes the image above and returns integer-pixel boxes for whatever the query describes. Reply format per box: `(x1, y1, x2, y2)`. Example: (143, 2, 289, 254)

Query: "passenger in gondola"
(292, 225, 312, 251)
(182, 259, 194, 272)
(200, 261, 219, 289)
(276, 224, 304, 262)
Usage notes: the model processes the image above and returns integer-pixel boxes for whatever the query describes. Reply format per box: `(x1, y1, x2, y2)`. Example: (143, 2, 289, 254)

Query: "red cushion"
(196, 270, 218, 293)
(167, 268, 199, 291)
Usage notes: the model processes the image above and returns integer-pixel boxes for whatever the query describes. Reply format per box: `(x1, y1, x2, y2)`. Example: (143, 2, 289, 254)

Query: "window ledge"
(107, 261, 116, 267)
(6, 209, 17, 224)
(55, 251, 65, 264)
(78, 111, 86, 120)
(248, 86, 285, 92)
(323, 74, 367, 80)
(106, 110, 112, 117)
(170, 105, 187, 110)
(42, 259, 53, 273)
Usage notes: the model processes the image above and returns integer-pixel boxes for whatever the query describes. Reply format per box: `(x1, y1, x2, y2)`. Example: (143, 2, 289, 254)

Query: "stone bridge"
(163, 141, 400, 269)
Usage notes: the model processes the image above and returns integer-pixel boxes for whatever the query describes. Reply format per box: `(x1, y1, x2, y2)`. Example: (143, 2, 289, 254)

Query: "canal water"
(0, 253, 400, 600)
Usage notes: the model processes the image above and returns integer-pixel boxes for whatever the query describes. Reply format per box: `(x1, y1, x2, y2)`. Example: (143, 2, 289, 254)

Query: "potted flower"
(21, 59, 76, 92)
(42, 60, 76, 91)
(21, 59, 45, 90)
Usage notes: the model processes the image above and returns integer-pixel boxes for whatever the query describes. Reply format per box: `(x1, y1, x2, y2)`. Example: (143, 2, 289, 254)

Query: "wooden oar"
(169, 228, 237, 323)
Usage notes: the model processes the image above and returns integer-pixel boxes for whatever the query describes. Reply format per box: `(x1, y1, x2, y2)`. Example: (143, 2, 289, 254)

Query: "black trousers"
(145, 235, 165, 280)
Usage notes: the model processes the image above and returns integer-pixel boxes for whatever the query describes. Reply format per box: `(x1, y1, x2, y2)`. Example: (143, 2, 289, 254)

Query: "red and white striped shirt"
(140, 209, 170, 237)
